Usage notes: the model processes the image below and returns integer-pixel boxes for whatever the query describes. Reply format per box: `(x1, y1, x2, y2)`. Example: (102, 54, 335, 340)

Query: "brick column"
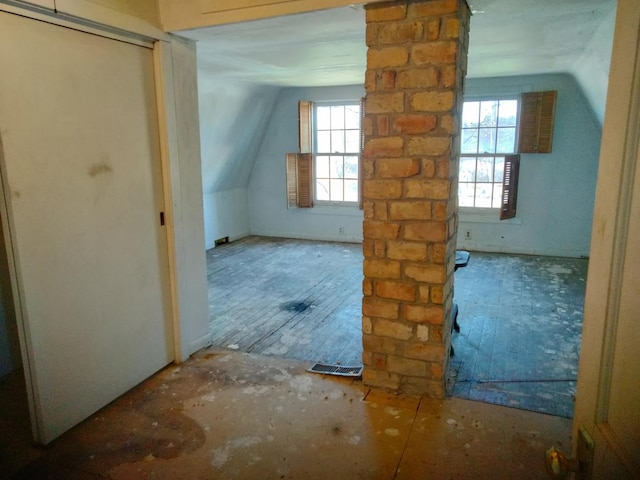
(362, 0, 470, 397)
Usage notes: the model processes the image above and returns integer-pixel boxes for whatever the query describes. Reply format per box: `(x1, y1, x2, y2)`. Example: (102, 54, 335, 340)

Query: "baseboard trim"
(185, 331, 213, 360)
(249, 230, 363, 244)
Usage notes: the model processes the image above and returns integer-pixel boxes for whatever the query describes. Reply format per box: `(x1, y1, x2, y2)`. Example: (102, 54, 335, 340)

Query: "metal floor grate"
(307, 363, 363, 377)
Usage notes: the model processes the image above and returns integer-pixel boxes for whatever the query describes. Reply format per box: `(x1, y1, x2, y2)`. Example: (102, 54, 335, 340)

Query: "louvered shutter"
(297, 153, 313, 208)
(296, 101, 314, 207)
(500, 154, 520, 220)
(286, 153, 298, 208)
(518, 91, 557, 153)
(298, 100, 313, 154)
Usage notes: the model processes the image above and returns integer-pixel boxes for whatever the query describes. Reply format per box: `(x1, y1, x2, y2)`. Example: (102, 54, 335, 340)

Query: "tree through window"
(314, 103, 360, 204)
(459, 99, 518, 208)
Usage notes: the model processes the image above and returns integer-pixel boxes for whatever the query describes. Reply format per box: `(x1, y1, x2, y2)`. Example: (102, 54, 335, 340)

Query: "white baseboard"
(184, 331, 213, 360)
(250, 229, 362, 244)
(456, 241, 589, 259)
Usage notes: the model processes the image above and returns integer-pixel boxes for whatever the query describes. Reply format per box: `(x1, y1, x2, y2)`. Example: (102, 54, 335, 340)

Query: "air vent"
(307, 363, 363, 377)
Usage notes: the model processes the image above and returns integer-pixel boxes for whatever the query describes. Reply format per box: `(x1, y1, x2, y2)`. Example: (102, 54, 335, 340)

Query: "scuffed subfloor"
(206, 237, 587, 419)
(9, 349, 570, 479)
(450, 253, 588, 418)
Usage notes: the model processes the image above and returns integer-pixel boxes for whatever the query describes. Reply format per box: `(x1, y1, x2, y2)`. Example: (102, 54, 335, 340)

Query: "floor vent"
(215, 236, 229, 246)
(307, 363, 363, 377)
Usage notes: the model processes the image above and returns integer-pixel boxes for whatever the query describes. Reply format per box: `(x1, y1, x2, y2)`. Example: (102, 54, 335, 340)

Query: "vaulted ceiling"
(180, 0, 616, 123)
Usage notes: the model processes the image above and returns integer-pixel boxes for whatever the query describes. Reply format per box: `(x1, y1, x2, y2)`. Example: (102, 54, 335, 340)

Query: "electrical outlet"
(465, 229, 472, 240)
(339, 227, 344, 234)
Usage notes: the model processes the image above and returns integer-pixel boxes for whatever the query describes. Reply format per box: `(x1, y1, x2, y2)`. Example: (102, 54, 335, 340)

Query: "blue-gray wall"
(457, 73, 600, 257)
(248, 85, 365, 243)
(199, 74, 599, 258)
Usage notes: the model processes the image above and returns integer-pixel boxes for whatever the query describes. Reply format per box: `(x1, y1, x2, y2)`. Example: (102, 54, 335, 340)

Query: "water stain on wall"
(88, 162, 113, 178)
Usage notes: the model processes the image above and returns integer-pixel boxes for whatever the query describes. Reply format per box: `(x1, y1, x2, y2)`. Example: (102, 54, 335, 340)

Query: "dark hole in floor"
(281, 301, 312, 313)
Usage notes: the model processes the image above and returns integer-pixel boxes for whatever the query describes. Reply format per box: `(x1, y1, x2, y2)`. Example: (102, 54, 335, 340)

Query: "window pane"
(458, 183, 475, 207)
(330, 179, 344, 201)
(344, 180, 358, 202)
(345, 130, 360, 153)
(344, 156, 358, 179)
(492, 184, 503, 208)
(317, 131, 331, 153)
(461, 129, 479, 153)
(478, 128, 496, 153)
(317, 106, 331, 130)
(459, 156, 476, 182)
(315, 155, 330, 178)
(345, 104, 360, 129)
(475, 183, 493, 207)
(476, 157, 494, 182)
(462, 101, 479, 128)
(316, 179, 330, 201)
(494, 156, 505, 182)
(331, 106, 345, 129)
(330, 156, 344, 178)
(331, 130, 345, 153)
(496, 127, 516, 153)
(314, 103, 361, 204)
(480, 101, 498, 127)
(498, 100, 518, 127)
(459, 98, 519, 210)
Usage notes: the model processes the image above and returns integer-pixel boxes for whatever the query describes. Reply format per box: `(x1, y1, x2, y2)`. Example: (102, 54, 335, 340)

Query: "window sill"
(458, 208, 522, 225)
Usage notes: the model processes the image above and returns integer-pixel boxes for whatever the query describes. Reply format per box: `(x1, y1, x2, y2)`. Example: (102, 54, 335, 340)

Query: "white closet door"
(0, 11, 173, 443)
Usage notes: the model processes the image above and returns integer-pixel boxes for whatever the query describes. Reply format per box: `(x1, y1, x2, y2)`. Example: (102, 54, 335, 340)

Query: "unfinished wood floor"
(207, 236, 363, 366)
(207, 236, 587, 418)
(449, 253, 588, 418)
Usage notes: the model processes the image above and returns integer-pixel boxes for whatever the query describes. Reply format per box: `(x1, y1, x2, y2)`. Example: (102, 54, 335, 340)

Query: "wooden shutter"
(295, 100, 313, 207)
(500, 154, 520, 220)
(297, 153, 313, 208)
(286, 153, 298, 208)
(358, 97, 365, 210)
(285, 152, 313, 208)
(518, 91, 557, 153)
(298, 100, 313, 154)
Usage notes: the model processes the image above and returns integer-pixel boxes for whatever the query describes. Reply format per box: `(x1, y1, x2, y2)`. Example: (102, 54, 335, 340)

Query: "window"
(459, 98, 519, 209)
(314, 103, 361, 204)
(287, 100, 363, 209)
(458, 91, 556, 219)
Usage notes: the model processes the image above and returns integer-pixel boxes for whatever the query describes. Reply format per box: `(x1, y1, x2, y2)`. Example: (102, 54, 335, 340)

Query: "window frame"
(312, 100, 361, 207)
(458, 95, 521, 213)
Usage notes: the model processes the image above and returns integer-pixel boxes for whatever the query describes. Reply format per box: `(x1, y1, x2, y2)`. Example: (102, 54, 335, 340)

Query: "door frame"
(572, 0, 640, 475)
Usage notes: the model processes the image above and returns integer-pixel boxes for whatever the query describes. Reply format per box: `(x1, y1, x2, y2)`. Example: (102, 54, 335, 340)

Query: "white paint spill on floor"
(211, 436, 263, 469)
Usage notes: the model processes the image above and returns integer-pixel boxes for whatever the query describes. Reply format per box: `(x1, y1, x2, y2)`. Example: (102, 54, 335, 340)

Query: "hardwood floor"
(207, 236, 363, 366)
(449, 252, 588, 418)
(206, 236, 587, 418)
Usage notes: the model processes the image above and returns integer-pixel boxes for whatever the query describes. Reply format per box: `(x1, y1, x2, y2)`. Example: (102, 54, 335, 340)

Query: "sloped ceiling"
(180, 0, 616, 123)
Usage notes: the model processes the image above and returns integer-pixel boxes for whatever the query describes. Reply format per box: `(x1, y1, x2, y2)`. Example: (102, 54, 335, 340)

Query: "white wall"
(569, 8, 616, 124)
(164, 37, 212, 357)
(248, 85, 365, 243)
(198, 82, 279, 248)
(457, 73, 601, 258)
(203, 189, 250, 246)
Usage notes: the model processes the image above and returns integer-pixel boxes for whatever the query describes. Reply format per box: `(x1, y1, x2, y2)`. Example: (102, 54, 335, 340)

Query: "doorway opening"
(180, 0, 612, 415)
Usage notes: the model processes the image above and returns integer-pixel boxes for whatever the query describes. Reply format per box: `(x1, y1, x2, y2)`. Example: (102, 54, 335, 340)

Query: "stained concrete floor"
(5, 349, 571, 479)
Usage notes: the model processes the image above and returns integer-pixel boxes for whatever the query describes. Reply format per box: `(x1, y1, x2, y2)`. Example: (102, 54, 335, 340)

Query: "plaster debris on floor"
(207, 237, 587, 418)
(6, 349, 571, 479)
